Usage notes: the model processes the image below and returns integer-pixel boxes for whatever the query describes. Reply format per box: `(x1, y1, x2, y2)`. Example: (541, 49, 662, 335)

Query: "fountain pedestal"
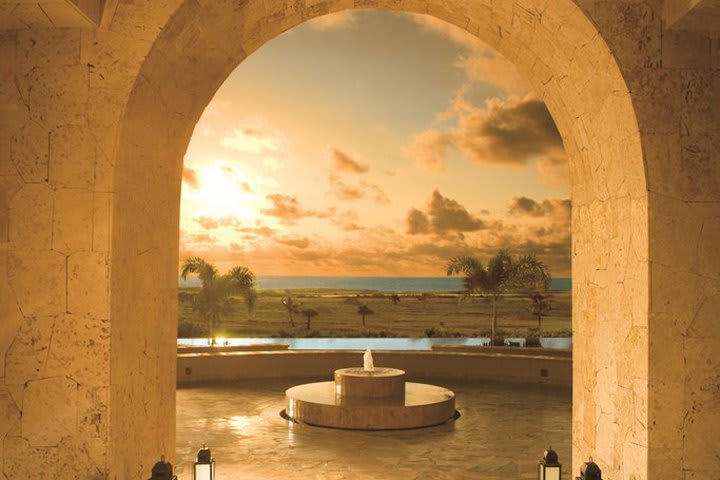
(285, 367, 455, 430)
(333, 367, 405, 398)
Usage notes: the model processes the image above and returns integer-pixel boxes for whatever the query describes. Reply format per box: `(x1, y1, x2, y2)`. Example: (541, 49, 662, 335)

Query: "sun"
(185, 161, 259, 222)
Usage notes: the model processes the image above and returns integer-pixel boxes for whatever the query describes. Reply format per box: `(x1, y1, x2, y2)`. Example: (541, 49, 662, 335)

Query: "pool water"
(177, 337, 573, 350)
(176, 378, 571, 479)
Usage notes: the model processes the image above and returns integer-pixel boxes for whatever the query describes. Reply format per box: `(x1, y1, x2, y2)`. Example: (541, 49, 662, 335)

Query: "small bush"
(361, 329, 399, 338)
(177, 320, 208, 338)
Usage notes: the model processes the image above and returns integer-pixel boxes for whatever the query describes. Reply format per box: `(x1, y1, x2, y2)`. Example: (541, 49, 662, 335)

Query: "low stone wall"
(432, 344, 572, 358)
(177, 349, 571, 387)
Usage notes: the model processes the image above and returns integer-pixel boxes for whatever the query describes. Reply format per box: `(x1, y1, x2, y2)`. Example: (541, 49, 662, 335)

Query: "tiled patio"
(176, 378, 571, 479)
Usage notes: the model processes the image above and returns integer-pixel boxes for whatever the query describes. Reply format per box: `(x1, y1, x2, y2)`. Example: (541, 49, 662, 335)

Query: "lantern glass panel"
(545, 465, 560, 480)
(194, 463, 213, 480)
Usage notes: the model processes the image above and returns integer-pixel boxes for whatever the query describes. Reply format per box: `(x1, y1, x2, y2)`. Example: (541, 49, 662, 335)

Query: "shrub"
(177, 319, 208, 338)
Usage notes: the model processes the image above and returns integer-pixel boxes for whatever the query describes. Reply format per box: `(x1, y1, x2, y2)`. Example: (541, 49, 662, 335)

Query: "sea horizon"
(179, 275, 572, 292)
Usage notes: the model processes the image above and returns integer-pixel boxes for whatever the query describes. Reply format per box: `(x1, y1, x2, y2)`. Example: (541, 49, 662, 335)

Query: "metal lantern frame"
(193, 444, 216, 480)
(576, 458, 602, 480)
(538, 446, 562, 480)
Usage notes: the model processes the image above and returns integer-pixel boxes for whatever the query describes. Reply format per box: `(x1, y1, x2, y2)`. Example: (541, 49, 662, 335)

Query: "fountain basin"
(285, 381, 455, 430)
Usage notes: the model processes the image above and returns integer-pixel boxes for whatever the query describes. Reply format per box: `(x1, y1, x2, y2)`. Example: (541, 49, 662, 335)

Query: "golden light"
(186, 162, 259, 221)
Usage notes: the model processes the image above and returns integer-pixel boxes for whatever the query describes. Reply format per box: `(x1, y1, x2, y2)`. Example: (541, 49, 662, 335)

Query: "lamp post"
(576, 458, 602, 480)
(148, 455, 177, 480)
(193, 444, 216, 480)
(538, 446, 562, 480)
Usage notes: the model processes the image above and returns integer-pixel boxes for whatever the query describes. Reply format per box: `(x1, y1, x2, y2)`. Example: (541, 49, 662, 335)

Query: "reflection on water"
(176, 378, 571, 480)
(178, 337, 573, 350)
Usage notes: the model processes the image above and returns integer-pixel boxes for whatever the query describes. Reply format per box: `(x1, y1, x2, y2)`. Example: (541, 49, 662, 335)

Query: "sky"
(179, 9, 571, 278)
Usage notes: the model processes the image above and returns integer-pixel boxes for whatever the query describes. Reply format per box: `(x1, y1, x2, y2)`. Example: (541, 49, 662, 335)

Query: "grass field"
(178, 288, 572, 338)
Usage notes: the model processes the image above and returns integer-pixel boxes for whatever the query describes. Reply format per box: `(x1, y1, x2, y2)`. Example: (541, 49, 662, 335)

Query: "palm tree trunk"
(491, 294, 497, 345)
(288, 311, 295, 327)
(538, 315, 542, 329)
(362, 314, 366, 326)
(306, 317, 310, 329)
(209, 316, 215, 345)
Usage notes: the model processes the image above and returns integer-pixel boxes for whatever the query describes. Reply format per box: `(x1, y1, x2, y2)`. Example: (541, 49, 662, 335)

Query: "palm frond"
(180, 257, 217, 285)
(446, 255, 482, 276)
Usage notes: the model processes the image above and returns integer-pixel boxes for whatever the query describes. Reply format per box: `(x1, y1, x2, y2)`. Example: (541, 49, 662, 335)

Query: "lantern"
(193, 444, 215, 480)
(576, 458, 602, 480)
(538, 446, 562, 480)
(148, 455, 177, 480)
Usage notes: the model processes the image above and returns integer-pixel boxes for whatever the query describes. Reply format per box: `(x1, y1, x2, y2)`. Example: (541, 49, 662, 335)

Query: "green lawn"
(178, 288, 572, 338)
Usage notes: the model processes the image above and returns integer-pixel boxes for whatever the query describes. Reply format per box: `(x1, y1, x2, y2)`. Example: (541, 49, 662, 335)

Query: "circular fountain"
(284, 352, 456, 430)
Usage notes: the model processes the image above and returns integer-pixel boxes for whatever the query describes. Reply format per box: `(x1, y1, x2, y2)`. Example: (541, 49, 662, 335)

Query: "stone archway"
(1, 1, 718, 479)
(113, 1, 646, 478)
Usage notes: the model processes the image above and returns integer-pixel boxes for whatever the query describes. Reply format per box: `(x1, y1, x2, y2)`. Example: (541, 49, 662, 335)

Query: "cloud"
(406, 190, 485, 235)
(329, 175, 364, 200)
(409, 13, 531, 95)
(306, 10, 356, 30)
(406, 209, 431, 234)
(328, 175, 390, 204)
(405, 95, 565, 173)
(332, 148, 369, 174)
(402, 129, 450, 173)
(194, 215, 241, 230)
(508, 196, 571, 222)
(275, 236, 310, 249)
(452, 95, 563, 166)
(260, 194, 335, 224)
(220, 127, 281, 155)
(185, 233, 218, 244)
(235, 225, 275, 238)
(536, 155, 569, 186)
(182, 167, 199, 189)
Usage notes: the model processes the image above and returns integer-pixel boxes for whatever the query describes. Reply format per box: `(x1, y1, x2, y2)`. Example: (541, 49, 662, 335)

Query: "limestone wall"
(176, 350, 573, 387)
(0, 1, 717, 479)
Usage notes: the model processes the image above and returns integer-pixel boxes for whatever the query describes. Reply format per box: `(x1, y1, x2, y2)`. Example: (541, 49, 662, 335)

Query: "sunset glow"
(179, 10, 570, 277)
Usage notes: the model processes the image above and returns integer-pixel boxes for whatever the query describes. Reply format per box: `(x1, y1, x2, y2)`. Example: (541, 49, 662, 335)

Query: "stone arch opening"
(112, 1, 647, 478)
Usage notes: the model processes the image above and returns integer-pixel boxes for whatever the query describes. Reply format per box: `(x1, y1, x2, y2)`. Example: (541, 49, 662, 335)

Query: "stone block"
(53, 188, 94, 253)
(16, 28, 82, 67)
(46, 314, 110, 386)
(3, 316, 54, 385)
(0, 252, 24, 378)
(26, 65, 88, 129)
(7, 248, 66, 317)
(2, 436, 60, 480)
(662, 29, 712, 70)
(0, 175, 23, 243)
(77, 386, 109, 439)
(10, 120, 48, 183)
(92, 192, 112, 253)
(683, 338, 720, 472)
(0, 390, 21, 438)
(49, 124, 96, 189)
(67, 252, 109, 319)
(22, 376, 78, 447)
(8, 184, 53, 249)
(687, 294, 720, 339)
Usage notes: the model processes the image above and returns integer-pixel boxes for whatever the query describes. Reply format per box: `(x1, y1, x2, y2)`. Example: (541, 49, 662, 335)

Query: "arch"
(112, 1, 648, 478)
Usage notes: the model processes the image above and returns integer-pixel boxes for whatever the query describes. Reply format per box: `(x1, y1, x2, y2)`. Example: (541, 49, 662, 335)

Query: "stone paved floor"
(176, 378, 571, 479)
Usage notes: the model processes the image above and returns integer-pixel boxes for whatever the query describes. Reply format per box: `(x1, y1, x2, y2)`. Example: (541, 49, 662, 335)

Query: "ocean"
(179, 275, 572, 292)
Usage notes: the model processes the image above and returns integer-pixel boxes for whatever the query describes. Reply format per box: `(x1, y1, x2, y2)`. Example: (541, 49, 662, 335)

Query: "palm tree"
(301, 308, 318, 330)
(281, 295, 300, 327)
(357, 305, 374, 327)
(389, 294, 401, 305)
(528, 293, 552, 329)
(446, 249, 550, 345)
(180, 257, 256, 345)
